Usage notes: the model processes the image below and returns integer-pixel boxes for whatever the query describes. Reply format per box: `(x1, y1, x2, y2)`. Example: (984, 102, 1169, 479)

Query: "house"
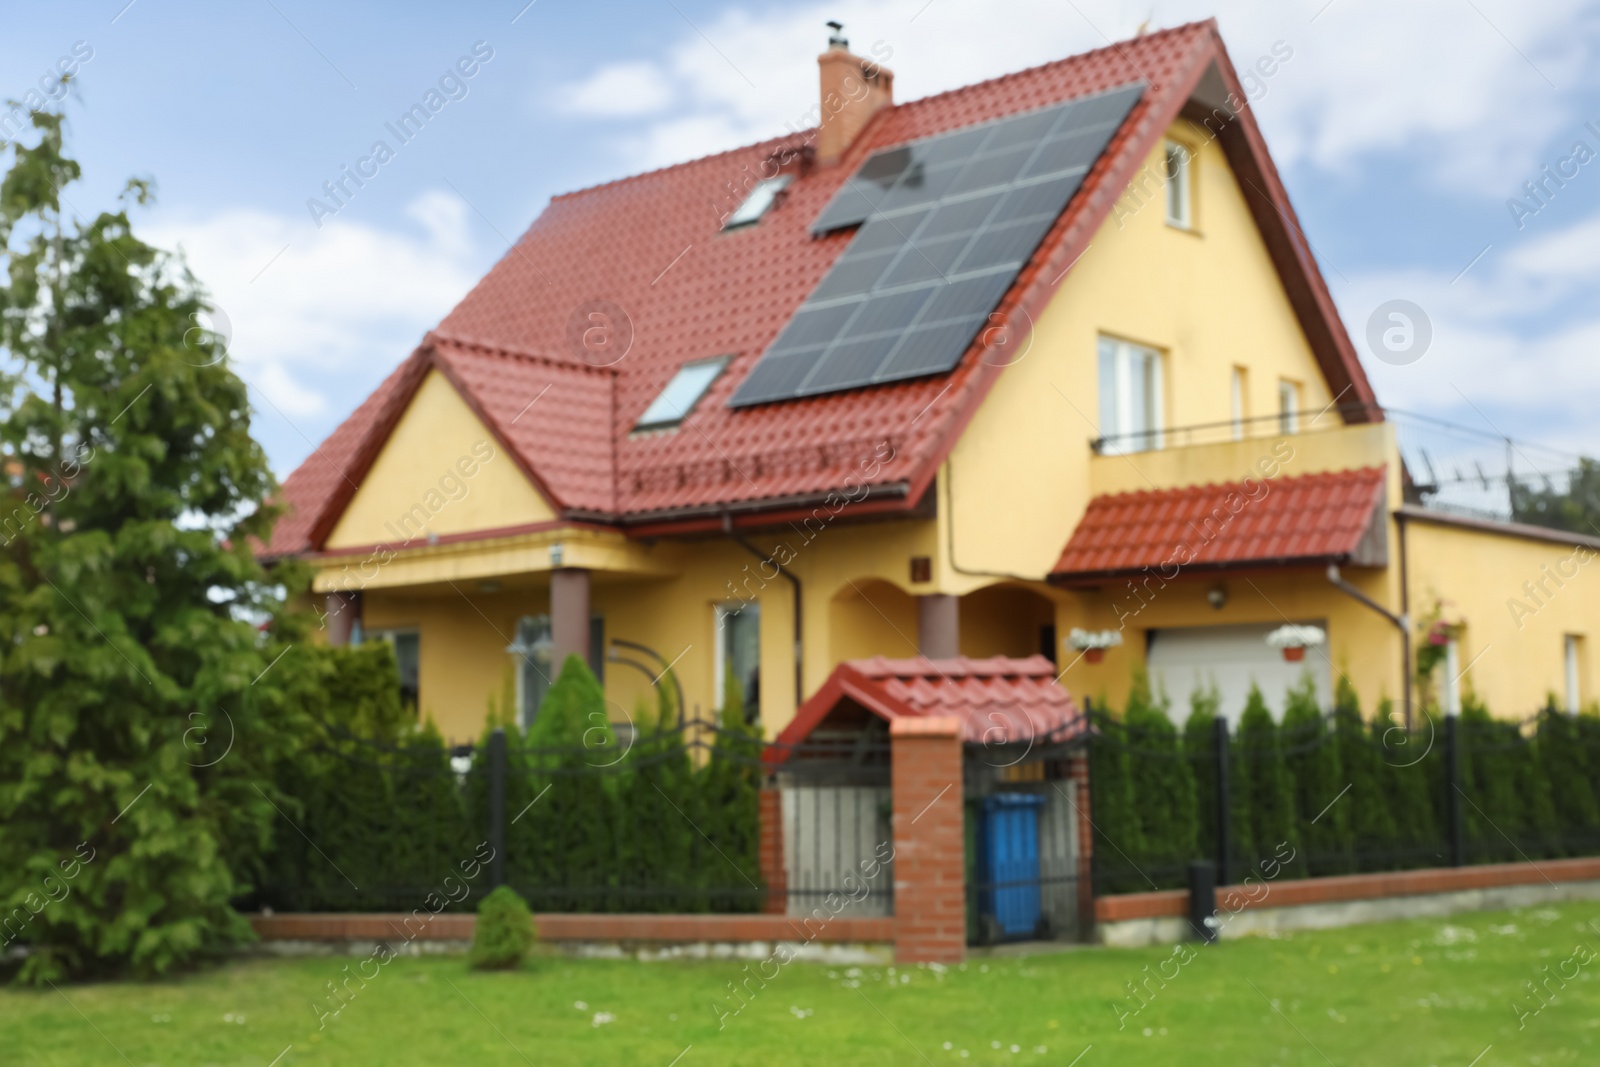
(263, 19, 1599, 741)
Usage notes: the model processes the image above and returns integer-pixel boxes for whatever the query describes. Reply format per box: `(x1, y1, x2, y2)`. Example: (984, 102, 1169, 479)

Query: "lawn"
(6, 902, 1599, 1066)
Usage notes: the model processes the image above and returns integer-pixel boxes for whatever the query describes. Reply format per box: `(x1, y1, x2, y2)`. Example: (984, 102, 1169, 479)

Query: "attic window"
(635, 356, 730, 430)
(723, 175, 793, 229)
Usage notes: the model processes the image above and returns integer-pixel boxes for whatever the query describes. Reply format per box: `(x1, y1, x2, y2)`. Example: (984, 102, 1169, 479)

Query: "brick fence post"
(1066, 748, 1094, 939)
(891, 716, 965, 964)
(758, 786, 786, 914)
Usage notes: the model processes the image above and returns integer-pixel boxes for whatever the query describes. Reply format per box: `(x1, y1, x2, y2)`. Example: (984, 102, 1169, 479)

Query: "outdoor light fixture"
(1207, 585, 1228, 610)
(550, 543, 565, 567)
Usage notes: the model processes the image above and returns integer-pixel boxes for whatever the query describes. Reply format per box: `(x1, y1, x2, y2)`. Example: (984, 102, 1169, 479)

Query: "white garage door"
(1146, 621, 1330, 724)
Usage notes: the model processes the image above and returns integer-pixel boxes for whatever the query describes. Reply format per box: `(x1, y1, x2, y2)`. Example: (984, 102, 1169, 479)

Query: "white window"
(1097, 337, 1163, 454)
(636, 356, 729, 431)
(507, 615, 554, 728)
(1164, 141, 1192, 229)
(724, 174, 793, 229)
(1566, 634, 1582, 714)
(1278, 380, 1300, 434)
(1442, 639, 1461, 717)
(714, 602, 762, 723)
(366, 628, 420, 708)
(1230, 366, 1247, 440)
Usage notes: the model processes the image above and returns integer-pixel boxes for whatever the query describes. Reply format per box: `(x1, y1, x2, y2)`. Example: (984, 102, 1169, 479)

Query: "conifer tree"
(1330, 679, 1398, 872)
(1123, 672, 1196, 879)
(1283, 674, 1352, 875)
(0, 102, 299, 981)
(1088, 692, 1147, 892)
(1234, 685, 1301, 877)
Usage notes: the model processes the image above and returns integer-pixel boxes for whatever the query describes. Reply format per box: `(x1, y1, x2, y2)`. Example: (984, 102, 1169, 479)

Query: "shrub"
(1234, 684, 1301, 878)
(1283, 674, 1352, 875)
(1088, 695, 1147, 892)
(1330, 679, 1398, 869)
(1123, 672, 1196, 878)
(469, 886, 534, 970)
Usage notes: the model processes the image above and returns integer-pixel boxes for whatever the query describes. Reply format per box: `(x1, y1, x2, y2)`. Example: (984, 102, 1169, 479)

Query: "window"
(1278, 379, 1300, 434)
(508, 615, 554, 728)
(1097, 336, 1163, 454)
(715, 602, 761, 723)
(1230, 366, 1248, 440)
(1164, 140, 1192, 229)
(724, 174, 793, 229)
(635, 356, 729, 431)
(1566, 634, 1582, 714)
(366, 628, 420, 709)
(1442, 639, 1461, 717)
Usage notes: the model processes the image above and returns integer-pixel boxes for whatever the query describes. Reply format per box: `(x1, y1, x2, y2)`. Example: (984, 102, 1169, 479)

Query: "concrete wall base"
(254, 937, 890, 964)
(1099, 877, 1600, 947)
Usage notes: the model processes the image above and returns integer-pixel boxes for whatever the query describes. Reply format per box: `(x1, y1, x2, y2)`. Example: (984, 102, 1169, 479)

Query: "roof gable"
(266, 20, 1375, 556)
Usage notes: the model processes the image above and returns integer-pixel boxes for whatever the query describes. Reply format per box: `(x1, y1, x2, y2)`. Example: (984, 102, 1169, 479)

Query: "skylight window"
(635, 357, 729, 430)
(723, 175, 793, 229)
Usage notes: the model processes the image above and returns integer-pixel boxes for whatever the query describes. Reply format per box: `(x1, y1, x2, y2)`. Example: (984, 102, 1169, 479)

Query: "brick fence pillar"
(1066, 748, 1094, 939)
(758, 786, 786, 914)
(891, 715, 965, 963)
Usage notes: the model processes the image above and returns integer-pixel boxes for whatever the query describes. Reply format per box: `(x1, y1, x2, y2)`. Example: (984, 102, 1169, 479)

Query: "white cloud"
(560, 0, 1597, 193)
(563, 60, 678, 117)
(145, 192, 482, 422)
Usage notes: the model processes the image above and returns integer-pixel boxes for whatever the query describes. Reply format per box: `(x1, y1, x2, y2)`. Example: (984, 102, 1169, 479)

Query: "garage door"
(1146, 621, 1330, 724)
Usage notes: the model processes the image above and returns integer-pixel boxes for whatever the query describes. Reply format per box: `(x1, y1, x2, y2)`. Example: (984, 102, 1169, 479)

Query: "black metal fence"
(246, 720, 893, 918)
(1087, 702, 1600, 896)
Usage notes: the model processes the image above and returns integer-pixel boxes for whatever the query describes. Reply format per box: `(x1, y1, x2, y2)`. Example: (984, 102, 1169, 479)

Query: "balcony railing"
(1091, 402, 1598, 534)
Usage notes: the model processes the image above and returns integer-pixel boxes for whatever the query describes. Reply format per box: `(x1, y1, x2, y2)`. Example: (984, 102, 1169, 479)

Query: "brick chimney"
(815, 21, 893, 166)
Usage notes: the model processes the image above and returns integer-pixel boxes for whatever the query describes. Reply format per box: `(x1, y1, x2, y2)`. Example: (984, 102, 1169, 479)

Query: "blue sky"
(4, 0, 1599, 479)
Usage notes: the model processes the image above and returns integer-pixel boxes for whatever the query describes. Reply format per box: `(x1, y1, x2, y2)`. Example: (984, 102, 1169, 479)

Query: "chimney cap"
(826, 20, 848, 49)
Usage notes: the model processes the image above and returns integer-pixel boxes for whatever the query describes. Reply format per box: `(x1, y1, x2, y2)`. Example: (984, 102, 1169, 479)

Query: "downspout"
(723, 514, 804, 712)
(1326, 561, 1412, 730)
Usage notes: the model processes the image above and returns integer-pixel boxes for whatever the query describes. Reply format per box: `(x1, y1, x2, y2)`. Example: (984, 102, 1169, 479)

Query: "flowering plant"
(1067, 628, 1123, 651)
(1266, 625, 1326, 650)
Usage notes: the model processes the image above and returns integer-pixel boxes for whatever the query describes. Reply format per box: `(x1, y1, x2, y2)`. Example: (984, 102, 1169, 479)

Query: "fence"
(1086, 696, 1600, 896)
(246, 719, 893, 919)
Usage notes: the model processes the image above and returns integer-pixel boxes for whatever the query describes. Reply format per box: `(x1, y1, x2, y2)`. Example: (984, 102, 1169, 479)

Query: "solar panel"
(729, 82, 1144, 408)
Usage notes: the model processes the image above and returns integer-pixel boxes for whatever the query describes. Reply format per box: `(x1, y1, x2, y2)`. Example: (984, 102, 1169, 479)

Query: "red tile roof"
(1050, 466, 1388, 581)
(265, 19, 1375, 557)
(773, 655, 1085, 753)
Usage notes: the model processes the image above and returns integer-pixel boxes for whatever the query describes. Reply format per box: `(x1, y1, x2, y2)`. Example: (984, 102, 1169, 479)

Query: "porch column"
(325, 591, 362, 647)
(917, 593, 960, 659)
(891, 715, 965, 963)
(550, 567, 591, 674)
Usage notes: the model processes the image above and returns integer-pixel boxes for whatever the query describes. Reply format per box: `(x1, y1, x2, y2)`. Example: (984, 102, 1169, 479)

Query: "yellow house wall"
(944, 117, 1336, 588)
(326, 369, 554, 550)
(1404, 519, 1600, 714)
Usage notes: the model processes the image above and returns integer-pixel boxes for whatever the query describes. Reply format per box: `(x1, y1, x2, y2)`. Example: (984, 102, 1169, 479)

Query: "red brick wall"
(1066, 750, 1094, 937)
(890, 716, 965, 963)
(251, 912, 895, 945)
(758, 787, 786, 914)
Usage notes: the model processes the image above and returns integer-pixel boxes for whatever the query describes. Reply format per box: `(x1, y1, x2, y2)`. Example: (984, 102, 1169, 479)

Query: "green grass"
(6, 902, 1600, 1065)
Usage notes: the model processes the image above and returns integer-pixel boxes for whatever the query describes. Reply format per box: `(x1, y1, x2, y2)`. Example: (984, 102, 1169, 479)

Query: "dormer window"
(1164, 140, 1193, 229)
(635, 356, 730, 431)
(724, 175, 793, 229)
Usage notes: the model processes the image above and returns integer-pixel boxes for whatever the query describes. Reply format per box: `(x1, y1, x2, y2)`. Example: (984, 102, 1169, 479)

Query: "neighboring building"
(263, 20, 1598, 741)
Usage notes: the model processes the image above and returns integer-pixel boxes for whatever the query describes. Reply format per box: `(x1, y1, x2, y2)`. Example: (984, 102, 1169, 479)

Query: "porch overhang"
(1049, 465, 1389, 586)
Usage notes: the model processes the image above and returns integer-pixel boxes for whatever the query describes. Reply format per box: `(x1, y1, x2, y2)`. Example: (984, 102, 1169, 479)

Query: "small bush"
(469, 886, 535, 970)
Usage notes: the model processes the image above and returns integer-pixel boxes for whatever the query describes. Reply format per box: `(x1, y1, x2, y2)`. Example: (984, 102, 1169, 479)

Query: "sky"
(3, 0, 1599, 479)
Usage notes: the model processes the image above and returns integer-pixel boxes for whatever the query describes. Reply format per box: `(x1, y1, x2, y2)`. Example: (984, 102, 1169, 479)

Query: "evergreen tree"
(1330, 679, 1398, 872)
(1088, 694, 1147, 892)
(1183, 683, 1223, 864)
(392, 720, 471, 907)
(618, 683, 697, 911)
(1458, 693, 1531, 862)
(1373, 697, 1442, 870)
(1538, 704, 1599, 852)
(1282, 674, 1352, 875)
(696, 670, 764, 911)
(1123, 672, 1196, 879)
(522, 656, 617, 911)
(1234, 685, 1301, 877)
(0, 103, 297, 982)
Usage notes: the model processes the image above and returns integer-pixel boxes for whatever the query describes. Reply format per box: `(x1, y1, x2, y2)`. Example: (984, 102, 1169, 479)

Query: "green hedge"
(256, 653, 763, 914)
(1091, 675, 1600, 891)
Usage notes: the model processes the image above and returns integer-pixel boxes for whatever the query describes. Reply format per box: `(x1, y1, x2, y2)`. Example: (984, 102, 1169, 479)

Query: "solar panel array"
(728, 82, 1144, 408)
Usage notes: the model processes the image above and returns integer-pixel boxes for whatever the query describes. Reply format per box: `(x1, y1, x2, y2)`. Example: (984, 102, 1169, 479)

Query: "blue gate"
(980, 793, 1043, 938)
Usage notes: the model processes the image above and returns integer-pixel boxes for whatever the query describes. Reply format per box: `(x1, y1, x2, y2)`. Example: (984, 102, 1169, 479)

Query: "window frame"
(1566, 634, 1583, 714)
(723, 174, 794, 229)
(364, 627, 421, 708)
(713, 600, 761, 722)
(1278, 379, 1301, 434)
(634, 356, 730, 432)
(1097, 335, 1165, 454)
(1230, 366, 1248, 441)
(1163, 139, 1193, 230)
(508, 614, 554, 729)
